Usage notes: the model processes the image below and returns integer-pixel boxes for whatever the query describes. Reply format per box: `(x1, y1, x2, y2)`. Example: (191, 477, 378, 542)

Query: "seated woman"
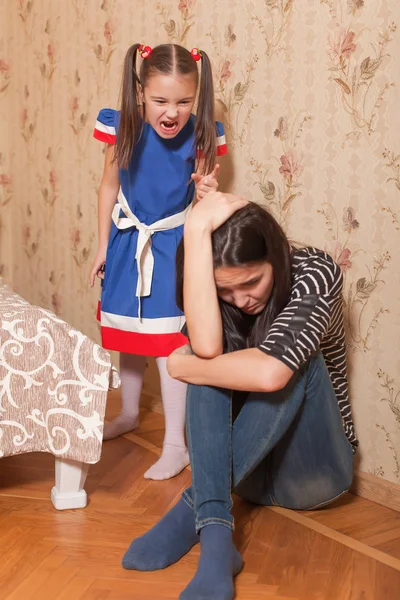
(122, 192, 357, 600)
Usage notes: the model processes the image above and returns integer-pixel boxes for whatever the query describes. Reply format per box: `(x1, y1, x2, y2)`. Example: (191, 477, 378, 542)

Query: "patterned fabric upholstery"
(0, 281, 119, 463)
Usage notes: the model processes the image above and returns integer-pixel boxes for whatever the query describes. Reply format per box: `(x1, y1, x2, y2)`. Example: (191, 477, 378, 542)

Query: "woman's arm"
(170, 251, 343, 392)
(183, 221, 223, 358)
(167, 347, 294, 392)
(89, 145, 120, 286)
(182, 192, 248, 358)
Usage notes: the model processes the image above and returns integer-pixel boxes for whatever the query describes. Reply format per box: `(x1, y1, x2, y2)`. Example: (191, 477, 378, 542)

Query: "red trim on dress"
(101, 327, 189, 357)
(97, 302, 188, 356)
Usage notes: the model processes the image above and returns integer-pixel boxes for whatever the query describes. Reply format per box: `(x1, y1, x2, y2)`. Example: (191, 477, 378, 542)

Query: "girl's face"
(143, 72, 197, 139)
(214, 261, 274, 315)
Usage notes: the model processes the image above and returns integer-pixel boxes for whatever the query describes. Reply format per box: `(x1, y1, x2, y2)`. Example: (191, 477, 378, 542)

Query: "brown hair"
(176, 202, 293, 353)
(116, 43, 216, 173)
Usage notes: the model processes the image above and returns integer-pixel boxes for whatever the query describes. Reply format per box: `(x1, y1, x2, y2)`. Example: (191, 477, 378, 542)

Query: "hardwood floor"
(1, 391, 400, 599)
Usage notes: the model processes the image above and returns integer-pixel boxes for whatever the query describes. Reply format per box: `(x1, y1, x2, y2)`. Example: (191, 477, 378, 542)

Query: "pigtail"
(115, 43, 143, 169)
(195, 50, 216, 175)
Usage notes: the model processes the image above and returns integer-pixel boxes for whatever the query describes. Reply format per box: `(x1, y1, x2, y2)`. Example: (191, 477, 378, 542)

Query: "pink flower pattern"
(70, 96, 79, 114)
(70, 228, 81, 249)
(104, 20, 113, 45)
(279, 150, 303, 181)
(0, 59, 9, 73)
(0, 174, 11, 186)
(178, 0, 195, 15)
(22, 224, 31, 246)
(51, 292, 62, 314)
(219, 60, 232, 83)
(47, 44, 55, 61)
(328, 241, 353, 272)
(49, 170, 57, 192)
(20, 108, 28, 128)
(328, 29, 356, 64)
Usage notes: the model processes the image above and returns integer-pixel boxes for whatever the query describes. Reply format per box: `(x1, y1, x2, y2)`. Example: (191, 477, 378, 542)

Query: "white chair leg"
(51, 457, 89, 510)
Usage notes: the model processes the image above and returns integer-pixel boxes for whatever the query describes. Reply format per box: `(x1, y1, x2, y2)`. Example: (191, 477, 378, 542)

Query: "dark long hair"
(116, 43, 216, 173)
(176, 203, 292, 353)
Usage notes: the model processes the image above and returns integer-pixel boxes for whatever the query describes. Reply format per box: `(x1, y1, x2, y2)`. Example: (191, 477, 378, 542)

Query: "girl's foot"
(144, 443, 189, 480)
(103, 413, 139, 440)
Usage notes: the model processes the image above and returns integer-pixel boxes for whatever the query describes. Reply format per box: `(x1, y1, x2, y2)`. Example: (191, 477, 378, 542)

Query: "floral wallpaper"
(1, 0, 400, 483)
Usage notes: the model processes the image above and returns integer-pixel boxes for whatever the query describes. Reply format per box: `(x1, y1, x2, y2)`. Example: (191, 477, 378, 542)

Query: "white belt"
(112, 189, 191, 318)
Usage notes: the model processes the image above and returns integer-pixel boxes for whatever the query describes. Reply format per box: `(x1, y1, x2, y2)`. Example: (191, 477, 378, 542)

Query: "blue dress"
(94, 109, 227, 356)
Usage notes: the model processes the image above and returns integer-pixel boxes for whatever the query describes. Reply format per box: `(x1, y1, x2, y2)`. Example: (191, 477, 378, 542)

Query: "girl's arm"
(183, 192, 248, 358)
(98, 145, 120, 248)
(191, 164, 220, 202)
(89, 145, 120, 286)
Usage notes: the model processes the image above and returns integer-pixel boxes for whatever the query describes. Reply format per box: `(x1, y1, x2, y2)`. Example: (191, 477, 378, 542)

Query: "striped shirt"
(259, 247, 358, 449)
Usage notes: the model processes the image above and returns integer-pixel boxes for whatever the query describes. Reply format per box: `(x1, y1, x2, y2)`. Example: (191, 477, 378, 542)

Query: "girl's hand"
(89, 247, 107, 287)
(186, 191, 249, 234)
(191, 164, 220, 201)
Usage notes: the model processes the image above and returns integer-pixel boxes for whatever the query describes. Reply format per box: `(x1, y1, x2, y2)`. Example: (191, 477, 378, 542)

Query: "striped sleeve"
(215, 121, 227, 156)
(259, 254, 344, 372)
(197, 121, 227, 158)
(93, 108, 117, 144)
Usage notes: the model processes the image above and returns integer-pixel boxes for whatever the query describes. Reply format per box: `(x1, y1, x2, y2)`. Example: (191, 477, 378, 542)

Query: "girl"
(122, 193, 357, 599)
(89, 44, 226, 481)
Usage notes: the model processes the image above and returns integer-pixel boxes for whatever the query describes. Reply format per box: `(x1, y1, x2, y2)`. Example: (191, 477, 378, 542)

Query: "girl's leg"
(103, 353, 146, 440)
(143, 357, 189, 480)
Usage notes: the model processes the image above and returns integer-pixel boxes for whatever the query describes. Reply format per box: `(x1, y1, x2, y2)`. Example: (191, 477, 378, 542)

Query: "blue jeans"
(182, 352, 354, 532)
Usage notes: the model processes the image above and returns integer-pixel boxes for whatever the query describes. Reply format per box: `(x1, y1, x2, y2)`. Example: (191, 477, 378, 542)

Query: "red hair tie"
(138, 44, 152, 59)
(190, 47, 201, 61)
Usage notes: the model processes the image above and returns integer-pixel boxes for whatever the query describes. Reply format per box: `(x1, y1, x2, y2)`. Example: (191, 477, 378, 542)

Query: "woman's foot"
(144, 443, 190, 480)
(122, 497, 199, 570)
(103, 413, 139, 440)
(179, 525, 243, 600)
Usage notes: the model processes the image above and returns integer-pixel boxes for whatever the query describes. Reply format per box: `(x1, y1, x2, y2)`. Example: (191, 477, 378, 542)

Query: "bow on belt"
(112, 189, 191, 318)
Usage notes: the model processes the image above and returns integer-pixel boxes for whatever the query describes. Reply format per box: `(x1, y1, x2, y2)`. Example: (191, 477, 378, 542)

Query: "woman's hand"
(185, 191, 248, 234)
(167, 345, 194, 379)
(191, 164, 220, 201)
(172, 344, 193, 356)
(89, 247, 107, 287)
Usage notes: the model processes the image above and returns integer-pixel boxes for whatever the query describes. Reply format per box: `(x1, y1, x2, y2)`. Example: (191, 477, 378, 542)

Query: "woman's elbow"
(259, 369, 294, 394)
(191, 342, 223, 360)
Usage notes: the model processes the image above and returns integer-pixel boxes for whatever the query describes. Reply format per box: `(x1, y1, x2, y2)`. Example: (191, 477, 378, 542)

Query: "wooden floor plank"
(1, 396, 400, 599)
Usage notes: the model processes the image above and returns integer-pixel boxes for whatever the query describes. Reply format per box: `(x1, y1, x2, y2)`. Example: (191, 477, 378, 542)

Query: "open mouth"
(160, 121, 179, 135)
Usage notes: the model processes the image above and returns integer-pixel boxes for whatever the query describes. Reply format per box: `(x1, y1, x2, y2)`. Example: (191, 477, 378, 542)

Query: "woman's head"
(176, 202, 292, 352)
(116, 44, 216, 172)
